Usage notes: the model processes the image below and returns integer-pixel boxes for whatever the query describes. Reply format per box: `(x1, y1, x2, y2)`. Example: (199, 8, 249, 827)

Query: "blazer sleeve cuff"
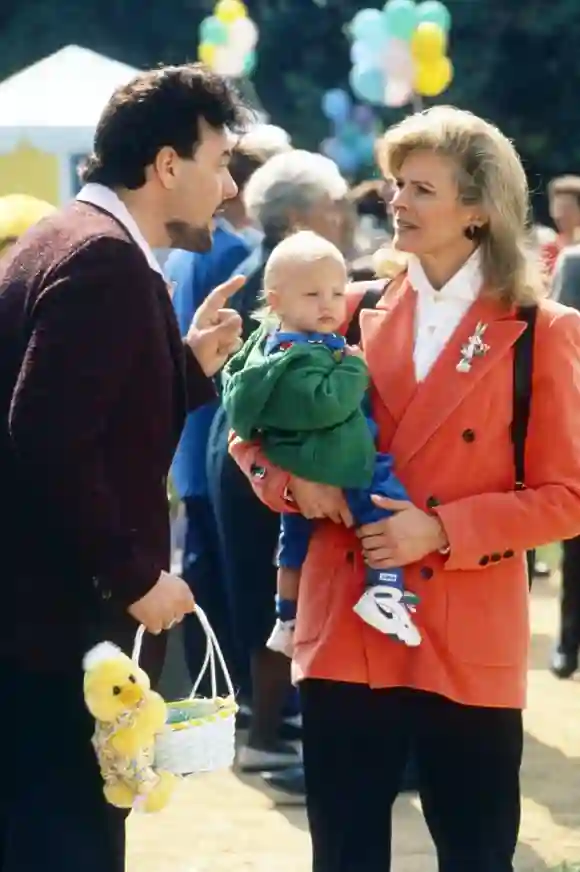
(97, 550, 163, 609)
(229, 433, 294, 514)
(433, 503, 494, 571)
(182, 342, 217, 413)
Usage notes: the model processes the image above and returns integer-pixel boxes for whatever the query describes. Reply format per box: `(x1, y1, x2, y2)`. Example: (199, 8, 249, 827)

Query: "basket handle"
(189, 605, 235, 700)
(132, 605, 235, 700)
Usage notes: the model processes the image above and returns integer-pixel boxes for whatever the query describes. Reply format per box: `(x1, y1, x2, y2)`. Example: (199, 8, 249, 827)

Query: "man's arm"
(9, 236, 164, 607)
(553, 247, 580, 308)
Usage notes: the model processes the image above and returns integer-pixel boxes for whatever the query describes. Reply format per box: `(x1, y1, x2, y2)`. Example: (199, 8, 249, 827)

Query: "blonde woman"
(230, 107, 580, 871)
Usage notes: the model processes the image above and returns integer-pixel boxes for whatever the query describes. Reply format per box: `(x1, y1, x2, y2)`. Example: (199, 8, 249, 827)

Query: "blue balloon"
(355, 133, 376, 164)
(322, 138, 357, 174)
(350, 40, 377, 67)
(321, 89, 352, 124)
(349, 65, 385, 106)
(350, 8, 387, 44)
(334, 143, 360, 175)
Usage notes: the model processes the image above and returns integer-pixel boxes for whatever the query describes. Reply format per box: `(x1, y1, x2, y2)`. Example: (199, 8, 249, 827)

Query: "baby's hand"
(345, 345, 365, 359)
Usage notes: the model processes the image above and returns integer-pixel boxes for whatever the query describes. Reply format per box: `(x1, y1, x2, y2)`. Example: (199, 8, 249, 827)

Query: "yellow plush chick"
(83, 642, 175, 813)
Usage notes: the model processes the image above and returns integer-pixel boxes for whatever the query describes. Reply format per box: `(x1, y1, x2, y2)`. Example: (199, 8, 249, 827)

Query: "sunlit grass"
(536, 542, 562, 572)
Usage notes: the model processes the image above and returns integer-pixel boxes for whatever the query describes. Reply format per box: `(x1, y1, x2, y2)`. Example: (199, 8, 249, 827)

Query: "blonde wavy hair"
(375, 106, 544, 306)
(254, 230, 346, 326)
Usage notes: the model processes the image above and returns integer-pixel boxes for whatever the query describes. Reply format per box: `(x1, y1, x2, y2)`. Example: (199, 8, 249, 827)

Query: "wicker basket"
(132, 606, 237, 776)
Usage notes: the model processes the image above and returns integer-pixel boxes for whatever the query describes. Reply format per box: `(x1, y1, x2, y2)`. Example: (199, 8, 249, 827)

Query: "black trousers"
(559, 535, 580, 654)
(300, 680, 523, 872)
(206, 406, 280, 698)
(0, 659, 127, 872)
(181, 495, 240, 694)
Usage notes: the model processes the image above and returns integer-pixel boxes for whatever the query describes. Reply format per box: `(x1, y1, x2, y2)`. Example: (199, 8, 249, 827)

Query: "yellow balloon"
(414, 56, 453, 97)
(198, 42, 217, 67)
(215, 0, 247, 23)
(411, 22, 447, 62)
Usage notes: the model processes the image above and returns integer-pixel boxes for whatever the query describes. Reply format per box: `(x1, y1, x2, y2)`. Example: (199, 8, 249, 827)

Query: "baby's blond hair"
(264, 230, 345, 287)
(255, 231, 346, 324)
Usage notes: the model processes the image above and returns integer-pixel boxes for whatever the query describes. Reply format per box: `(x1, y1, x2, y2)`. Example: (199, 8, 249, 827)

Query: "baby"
(222, 230, 420, 658)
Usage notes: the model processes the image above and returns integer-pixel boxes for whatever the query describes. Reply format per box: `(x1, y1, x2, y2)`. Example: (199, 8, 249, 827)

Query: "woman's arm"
(228, 432, 353, 525)
(228, 433, 293, 513)
(436, 307, 580, 571)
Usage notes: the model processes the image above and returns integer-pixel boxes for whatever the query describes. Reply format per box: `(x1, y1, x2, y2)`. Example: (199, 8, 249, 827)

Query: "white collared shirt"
(76, 183, 164, 277)
(408, 249, 483, 382)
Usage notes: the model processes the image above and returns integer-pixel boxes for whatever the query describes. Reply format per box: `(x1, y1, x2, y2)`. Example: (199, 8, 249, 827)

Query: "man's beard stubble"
(165, 219, 212, 253)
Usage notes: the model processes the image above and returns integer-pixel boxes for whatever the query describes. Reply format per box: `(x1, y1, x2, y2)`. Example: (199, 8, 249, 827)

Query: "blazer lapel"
(360, 278, 417, 423)
(390, 295, 527, 469)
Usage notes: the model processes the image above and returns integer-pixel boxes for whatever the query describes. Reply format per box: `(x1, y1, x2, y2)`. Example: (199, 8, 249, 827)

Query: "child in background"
(222, 231, 420, 657)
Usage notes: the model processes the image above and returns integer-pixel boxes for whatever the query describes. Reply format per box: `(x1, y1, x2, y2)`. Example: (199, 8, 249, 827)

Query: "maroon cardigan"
(0, 201, 215, 673)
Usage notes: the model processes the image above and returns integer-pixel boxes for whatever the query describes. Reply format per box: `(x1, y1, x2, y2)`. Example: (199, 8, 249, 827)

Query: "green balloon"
(243, 50, 257, 76)
(417, 0, 451, 32)
(199, 15, 229, 46)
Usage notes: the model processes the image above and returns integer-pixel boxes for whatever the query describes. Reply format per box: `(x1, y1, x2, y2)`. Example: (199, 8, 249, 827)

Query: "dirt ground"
(128, 571, 580, 872)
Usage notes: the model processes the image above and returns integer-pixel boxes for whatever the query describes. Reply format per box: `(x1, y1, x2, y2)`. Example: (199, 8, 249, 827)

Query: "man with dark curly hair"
(0, 63, 247, 872)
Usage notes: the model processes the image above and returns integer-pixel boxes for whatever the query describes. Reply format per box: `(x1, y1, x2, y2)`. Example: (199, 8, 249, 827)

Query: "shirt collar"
(408, 247, 483, 304)
(76, 183, 163, 276)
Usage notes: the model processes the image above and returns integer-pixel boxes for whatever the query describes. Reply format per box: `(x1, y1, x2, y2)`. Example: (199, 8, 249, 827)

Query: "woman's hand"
(357, 496, 448, 568)
(287, 476, 354, 527)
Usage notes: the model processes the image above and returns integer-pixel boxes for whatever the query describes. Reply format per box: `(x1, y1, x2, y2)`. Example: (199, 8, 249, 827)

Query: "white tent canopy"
(0, 45, 140, 154)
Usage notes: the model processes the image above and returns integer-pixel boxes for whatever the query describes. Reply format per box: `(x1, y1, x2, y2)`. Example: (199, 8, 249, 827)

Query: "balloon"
(416, 0, 452, 33)
(414, 55, 453, 96)
(199, 15, 229, 46)
(382, 0, 417, 42)
(352, 103, 376, 130)
(334, 143, 360, 175)
(384, 77, 414, 107)
(322, 88, 352, 125)
(349, 65, 386, 106)
(383, 37, 414, 81)
(354, 133, 376, 164)
(198, 42, 218, 66)
(340, 120, 362, 148)
(411, 21, 447, 61)
(212, 47, 246, 77)
(321, 138, 357, 173)
(350, 40, 381, 68)
(321, 137, 339, 159)
(242, 49, 257, 77)
(350, 8, 386, 44)
(228, 16, 259, 52)
(215, 0, 247, 24)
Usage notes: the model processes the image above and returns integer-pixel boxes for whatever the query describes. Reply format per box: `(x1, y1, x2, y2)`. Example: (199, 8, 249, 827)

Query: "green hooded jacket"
(221, 327, 376, 488)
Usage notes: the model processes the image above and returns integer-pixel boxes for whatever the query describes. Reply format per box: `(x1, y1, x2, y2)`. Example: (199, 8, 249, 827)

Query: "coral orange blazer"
(230, 278, 580, 709)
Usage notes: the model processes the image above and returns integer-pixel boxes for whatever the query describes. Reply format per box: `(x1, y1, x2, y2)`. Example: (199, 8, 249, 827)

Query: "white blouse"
(408, 249, 483, 382)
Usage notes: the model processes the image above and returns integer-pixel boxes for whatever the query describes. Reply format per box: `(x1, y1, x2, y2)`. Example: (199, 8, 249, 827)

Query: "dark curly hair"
(81, 63, 250, 190)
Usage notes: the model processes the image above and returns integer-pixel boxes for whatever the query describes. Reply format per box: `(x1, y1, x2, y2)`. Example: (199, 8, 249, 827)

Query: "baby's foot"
(353, 585, 421, 647)
(267, 619, 296, 658)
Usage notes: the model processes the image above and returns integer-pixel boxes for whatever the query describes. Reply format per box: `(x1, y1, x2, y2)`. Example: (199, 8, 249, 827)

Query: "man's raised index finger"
(204, 274, 245, 310)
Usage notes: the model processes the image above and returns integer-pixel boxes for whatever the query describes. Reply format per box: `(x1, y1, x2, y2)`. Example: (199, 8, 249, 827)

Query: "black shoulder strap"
(345, 283, 386, 346)
(511, 305, 538, 488)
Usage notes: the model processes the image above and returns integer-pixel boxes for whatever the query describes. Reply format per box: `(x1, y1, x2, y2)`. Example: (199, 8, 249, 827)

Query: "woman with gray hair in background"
(206, 150, 348, 788)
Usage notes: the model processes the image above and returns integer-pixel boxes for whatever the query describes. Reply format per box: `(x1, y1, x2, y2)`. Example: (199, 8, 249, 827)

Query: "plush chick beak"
(119, 683, 143, 707)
